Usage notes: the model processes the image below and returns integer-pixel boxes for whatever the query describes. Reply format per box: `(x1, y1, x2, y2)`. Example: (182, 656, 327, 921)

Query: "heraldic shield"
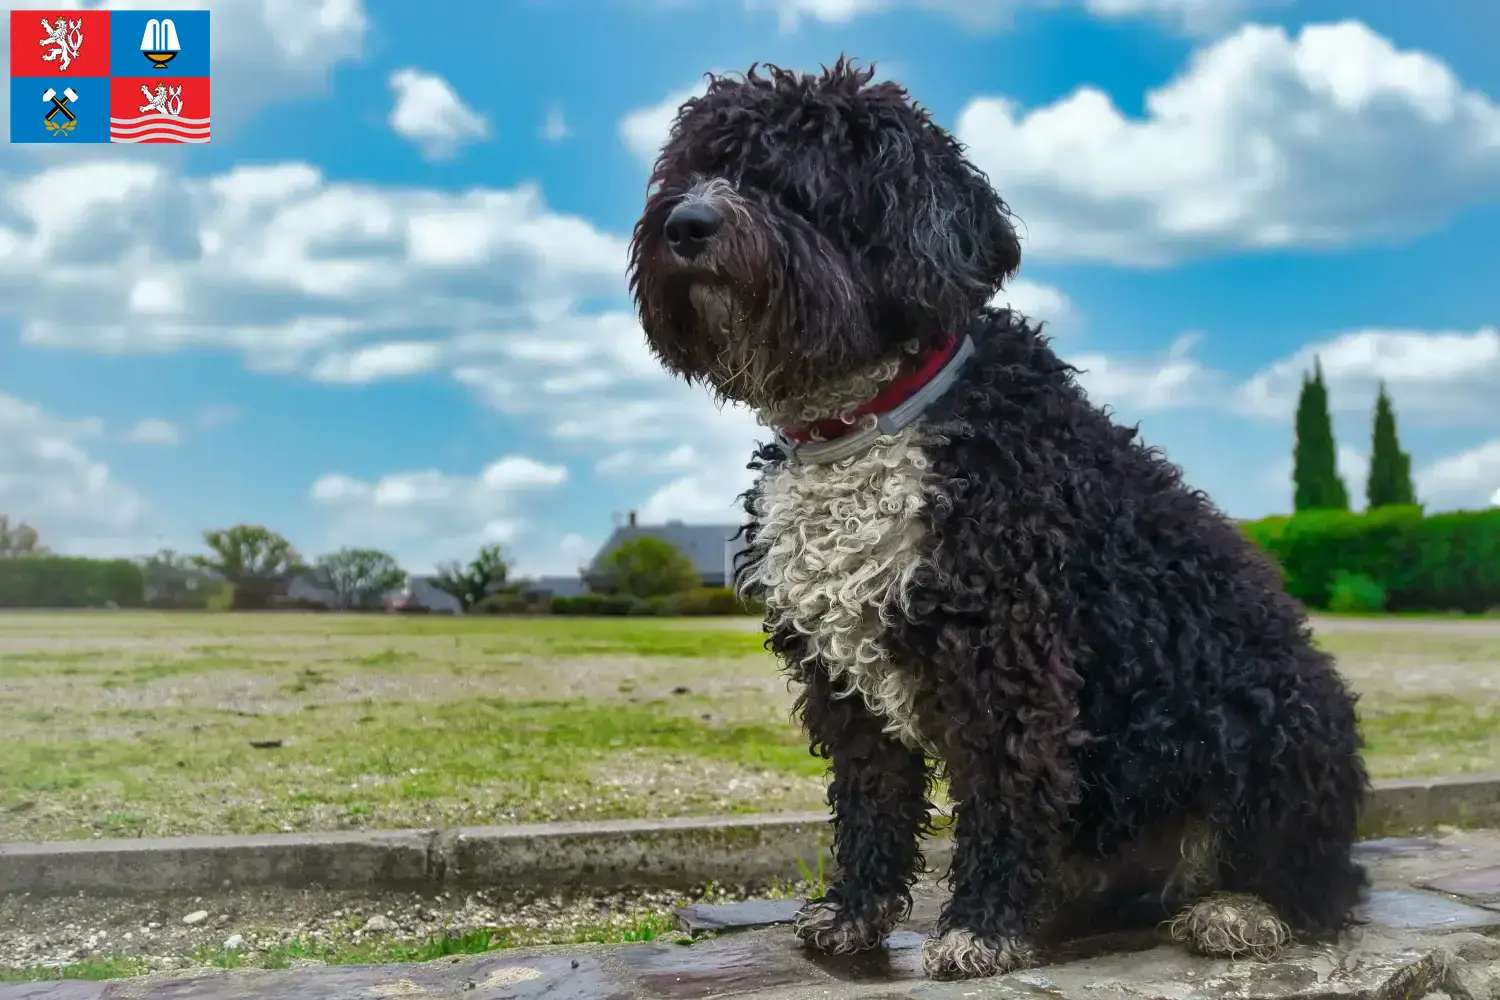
(110, 75, 211, 143)
(9, 9, 112, 77)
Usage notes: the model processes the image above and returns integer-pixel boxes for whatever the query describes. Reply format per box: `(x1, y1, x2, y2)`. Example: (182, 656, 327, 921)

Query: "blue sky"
(1, 0, 1497, 576)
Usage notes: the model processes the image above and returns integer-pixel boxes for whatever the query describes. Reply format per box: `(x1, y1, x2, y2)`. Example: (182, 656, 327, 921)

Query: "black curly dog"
(628, 60, 1368, 980)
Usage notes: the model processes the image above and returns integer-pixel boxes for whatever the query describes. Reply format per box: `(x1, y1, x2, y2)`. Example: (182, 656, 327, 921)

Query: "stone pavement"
(6, 831, 1500, 1000)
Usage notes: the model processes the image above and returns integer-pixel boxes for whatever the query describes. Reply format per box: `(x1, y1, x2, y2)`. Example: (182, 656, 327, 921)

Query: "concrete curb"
(4, 775, 1498, 898)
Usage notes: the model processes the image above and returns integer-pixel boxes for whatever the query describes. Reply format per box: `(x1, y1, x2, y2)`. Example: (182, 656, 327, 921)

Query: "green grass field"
(1, 611, 1497, 843)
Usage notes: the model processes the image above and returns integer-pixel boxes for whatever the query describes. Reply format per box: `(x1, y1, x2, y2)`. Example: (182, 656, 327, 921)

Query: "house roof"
(514, 575, 588, 598)
(588, 520, 745, 576)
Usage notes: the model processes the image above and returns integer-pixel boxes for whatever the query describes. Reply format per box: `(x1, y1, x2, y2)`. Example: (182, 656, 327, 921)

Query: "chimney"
(627, 510, 637, 528)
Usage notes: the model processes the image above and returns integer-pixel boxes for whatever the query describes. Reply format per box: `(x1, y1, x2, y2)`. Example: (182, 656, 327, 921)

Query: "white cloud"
(989, 278, 1076, 332)
(540, 106, 570, 142)
(311, 342, 443, 383)
(124, 418, 180, 445)
(0, 161, 626, 375)
(595, 444, 698, 477)
(0, 0, 367, 155)
(195, 404, 240, 430)
(310, 457, 567, 572)
(620, 83, 707, 166)
(749, 0, 1253, 34)
(0, 393, 148, 553)
(1417, 440, 1500, 511)
(610, 404, 766, 525)
(1234, 328, 1500, 427)
(540, 532, 599, 577)
(956, 21, 1500, 265)
(1068, 332, 1219, 413)
(388, 68, 490, 160)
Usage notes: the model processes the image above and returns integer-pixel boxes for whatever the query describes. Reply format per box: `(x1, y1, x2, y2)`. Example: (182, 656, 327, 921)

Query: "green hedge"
(0, 556, 146, 608)
(545, 587, 764, 617)
(1242, 506, 1500, 613)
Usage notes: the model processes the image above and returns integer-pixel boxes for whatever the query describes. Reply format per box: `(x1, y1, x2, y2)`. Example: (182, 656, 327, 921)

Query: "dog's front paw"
(1168, 892, 1293, 960)
(792, 897, 900, 955)
(921, 928, 1036, 980)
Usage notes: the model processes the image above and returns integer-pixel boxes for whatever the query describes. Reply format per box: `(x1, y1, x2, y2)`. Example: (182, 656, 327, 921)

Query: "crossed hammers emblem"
(43, 87, 79, 122)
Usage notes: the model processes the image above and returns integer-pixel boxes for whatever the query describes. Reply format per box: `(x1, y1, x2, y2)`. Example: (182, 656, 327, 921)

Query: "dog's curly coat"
(628, 59, 1368, 981)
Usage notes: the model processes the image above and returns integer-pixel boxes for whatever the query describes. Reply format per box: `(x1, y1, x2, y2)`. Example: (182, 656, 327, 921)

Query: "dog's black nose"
(664, 201, 723, 258)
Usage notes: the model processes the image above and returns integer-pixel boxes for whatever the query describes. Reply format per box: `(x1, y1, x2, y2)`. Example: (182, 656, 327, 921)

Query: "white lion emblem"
(139, 84, 184, 118)
(39, 16, 84, 72)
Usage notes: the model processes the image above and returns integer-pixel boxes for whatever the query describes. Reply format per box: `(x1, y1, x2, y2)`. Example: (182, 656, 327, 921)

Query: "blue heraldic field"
(8, 8, 210, 144)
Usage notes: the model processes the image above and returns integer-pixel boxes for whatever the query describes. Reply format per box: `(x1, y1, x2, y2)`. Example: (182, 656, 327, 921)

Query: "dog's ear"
(945, 160, 1022, 290)
(867, 120, 1021, 334)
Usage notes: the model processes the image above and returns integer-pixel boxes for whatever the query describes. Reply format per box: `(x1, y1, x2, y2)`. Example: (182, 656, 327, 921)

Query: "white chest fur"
(748, 425, 934, 750)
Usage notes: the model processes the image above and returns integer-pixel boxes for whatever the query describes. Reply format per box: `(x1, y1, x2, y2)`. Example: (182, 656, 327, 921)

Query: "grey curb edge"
(4, 775, 1498, 898)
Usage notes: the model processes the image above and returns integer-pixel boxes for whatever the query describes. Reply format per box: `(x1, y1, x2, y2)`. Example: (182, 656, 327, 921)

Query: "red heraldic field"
(9, 10, 112, 77)
(109, 75, 210, 143)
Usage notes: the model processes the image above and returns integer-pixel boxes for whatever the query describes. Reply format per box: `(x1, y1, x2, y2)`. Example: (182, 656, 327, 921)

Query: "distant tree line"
(0, 519, 737, 615)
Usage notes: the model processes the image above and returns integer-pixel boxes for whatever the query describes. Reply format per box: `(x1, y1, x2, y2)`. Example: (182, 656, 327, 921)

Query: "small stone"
(363, 915, 393, 933)
(223, 934, 244, 951)
(181, 911, 208, 926)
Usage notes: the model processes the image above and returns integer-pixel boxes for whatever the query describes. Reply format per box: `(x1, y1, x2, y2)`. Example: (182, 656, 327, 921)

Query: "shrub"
(0, 557, 146, 608)
(145, 579, 229, 611)
(675, 587, 762, 616)
(1242, 506, 1500, 612)
(471, 591, 531, 615)
(1327, 572, 1387, 614)
(550, 586, 764, 616)
(552, 593, 636, 616)
(1395, 508, 1500, 613)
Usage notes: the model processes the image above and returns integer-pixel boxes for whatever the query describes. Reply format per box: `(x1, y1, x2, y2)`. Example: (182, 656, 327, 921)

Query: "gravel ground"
(0, 879, 814, 977)
(1309, 616, 1500, 637)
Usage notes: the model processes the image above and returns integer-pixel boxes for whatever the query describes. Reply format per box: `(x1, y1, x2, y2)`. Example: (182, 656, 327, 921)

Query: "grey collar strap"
(774, 334, 976, 466)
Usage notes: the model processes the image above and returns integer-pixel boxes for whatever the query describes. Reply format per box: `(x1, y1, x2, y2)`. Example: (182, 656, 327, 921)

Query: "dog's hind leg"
(793, 666, 934, 955)
(1171, 668, 1368, 959)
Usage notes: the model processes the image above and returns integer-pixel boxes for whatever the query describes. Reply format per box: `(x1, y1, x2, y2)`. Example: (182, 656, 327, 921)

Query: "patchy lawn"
(0, 611, 1496, 842)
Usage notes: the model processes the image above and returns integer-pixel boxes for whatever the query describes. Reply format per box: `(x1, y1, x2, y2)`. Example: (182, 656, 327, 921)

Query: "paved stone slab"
(805, 930, 927, 986)
(902, 927, 1443, 1000)
(0, 984, 104, 1000)
(0, 923, 1472, 1000)
(615, 931, 830, 998)
(1359, 888, 1500, 933)
(677, 898, 804, 934)
(1415, 865, 1500, 906)
(0, 954, 634, 1000)
(1353, 837, 1450, 858)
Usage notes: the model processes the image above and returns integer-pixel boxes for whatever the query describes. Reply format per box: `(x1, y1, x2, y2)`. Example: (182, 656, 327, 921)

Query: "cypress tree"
(1292, 359, 1350, 512)
(1366, 382, 1416, 508)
